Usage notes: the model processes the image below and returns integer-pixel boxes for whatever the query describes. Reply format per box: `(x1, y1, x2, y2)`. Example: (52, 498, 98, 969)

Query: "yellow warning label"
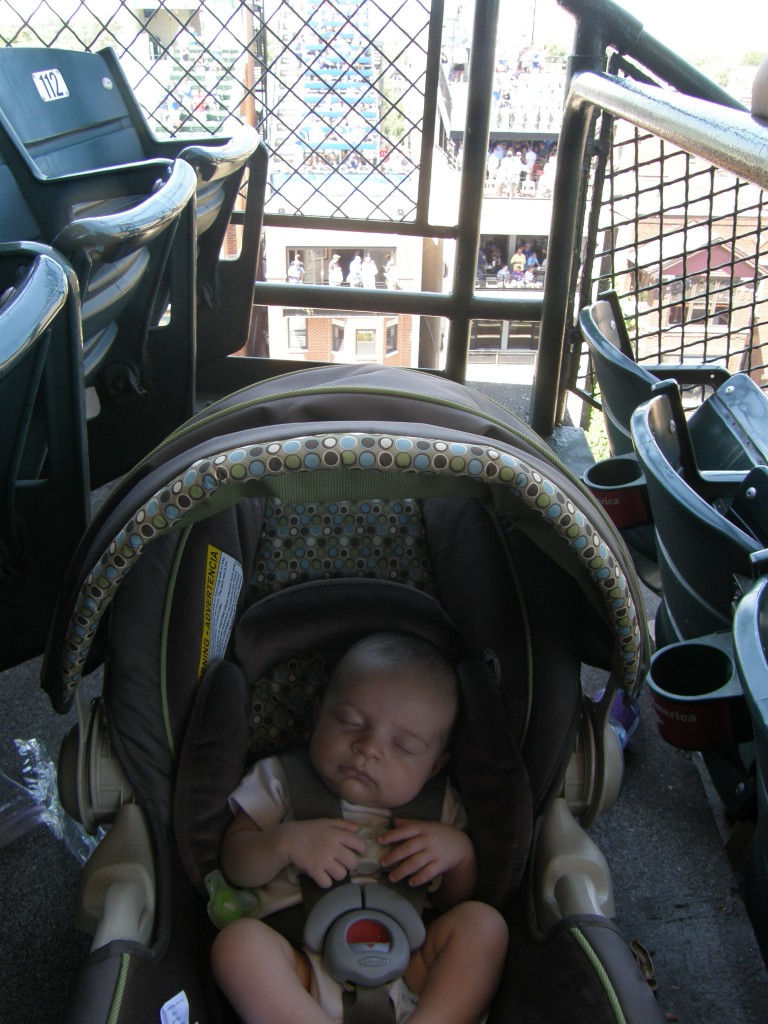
(197, 544, 243, 680)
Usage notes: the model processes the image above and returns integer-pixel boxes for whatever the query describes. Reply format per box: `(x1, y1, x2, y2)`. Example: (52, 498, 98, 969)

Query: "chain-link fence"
(569, 55, 768, 412)
(588, 120, 768, 378)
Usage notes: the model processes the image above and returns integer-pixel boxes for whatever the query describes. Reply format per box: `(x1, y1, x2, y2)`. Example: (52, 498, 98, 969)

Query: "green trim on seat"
(160, 526, 193, 761)
(569, 926, 627, 1024)
(105, 952, 131, 1024)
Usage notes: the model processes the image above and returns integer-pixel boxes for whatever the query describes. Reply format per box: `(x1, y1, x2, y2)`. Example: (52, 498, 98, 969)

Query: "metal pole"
(557, 0, 746, 110)
(416, 1, 447, 219)
(530, 10, 606, 436)
(443, 0, 500, 382)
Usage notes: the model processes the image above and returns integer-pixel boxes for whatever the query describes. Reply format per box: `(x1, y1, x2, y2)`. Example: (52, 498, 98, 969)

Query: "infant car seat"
(44, 364, 663, 1023)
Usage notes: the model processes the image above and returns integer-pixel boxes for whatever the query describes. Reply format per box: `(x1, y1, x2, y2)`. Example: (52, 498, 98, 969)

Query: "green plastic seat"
(583, 289, 768, 472)
(0, 242, 89, 668)
(631, 381, 766, 646)
(0, 45, 268, 368)
(632, 381, 767, 821)
(732, 575, 768, 966)
(0, 117, 197, 486)
(582, 292, 768, 592)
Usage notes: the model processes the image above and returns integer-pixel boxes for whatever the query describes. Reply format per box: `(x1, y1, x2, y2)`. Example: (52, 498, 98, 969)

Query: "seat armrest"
(646, 364, 730, 388)
(53, 159, 197, 259)
(178, 124, 261, 182)
(9, 154, 178, 236)
(697, 469, 749, 500)
(648, 379, 745, 501)
(0, 252, 68, 370)
(35, 157, 174, 188)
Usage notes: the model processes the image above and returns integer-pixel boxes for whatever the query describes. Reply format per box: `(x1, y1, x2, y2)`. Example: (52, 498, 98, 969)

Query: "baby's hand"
(378, 819, 474, 887)
(283, 819, 367, 889)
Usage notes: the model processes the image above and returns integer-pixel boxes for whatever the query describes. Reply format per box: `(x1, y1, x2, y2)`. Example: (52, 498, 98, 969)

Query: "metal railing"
(531, 0, 767, 434)
(532, 60, 768, 432)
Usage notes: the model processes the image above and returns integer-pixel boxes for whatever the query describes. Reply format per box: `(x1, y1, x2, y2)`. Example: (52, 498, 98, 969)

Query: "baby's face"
(309, 668, 454, 809)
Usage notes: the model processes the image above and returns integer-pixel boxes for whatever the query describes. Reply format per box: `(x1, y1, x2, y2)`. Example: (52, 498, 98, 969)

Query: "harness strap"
(342, 984, 396, 1024)
(282, 748, 346, 914)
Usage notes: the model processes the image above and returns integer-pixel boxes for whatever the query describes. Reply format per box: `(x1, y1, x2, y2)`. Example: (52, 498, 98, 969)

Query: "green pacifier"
(204, 869, 261, 928)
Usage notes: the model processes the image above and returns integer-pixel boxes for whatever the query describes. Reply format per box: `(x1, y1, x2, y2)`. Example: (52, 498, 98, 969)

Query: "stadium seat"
(631, 381, 767, 647)
(0, 45, 268, 366)
(580, 294, 768, 471)
(0, 242, 90, 667)
(0, 126, 197, 485)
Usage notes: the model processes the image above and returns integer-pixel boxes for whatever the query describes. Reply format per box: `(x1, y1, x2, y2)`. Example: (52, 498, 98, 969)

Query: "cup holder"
(582, 455, 650, 529)
(646, 633, 752, 749)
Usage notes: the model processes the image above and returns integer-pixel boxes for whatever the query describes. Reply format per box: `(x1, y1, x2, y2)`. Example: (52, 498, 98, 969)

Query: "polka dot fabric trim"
(249, 653, 334, 752)
(59, 432, 642, 702)
(253, 499, 436, 597)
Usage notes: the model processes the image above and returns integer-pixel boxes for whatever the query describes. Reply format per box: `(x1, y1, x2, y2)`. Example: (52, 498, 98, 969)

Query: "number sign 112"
(32, 69, 69, 102)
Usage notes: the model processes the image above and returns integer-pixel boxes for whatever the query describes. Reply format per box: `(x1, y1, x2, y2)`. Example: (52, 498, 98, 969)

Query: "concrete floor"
(0, 376, 766, 1023)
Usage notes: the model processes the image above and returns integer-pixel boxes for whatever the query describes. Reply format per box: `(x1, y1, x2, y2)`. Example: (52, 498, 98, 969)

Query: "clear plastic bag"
(0, 770, 45, 848)
(0, 737, 103, 864)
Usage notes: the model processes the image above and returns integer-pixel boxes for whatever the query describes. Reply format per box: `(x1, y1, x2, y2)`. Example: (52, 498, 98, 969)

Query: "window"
(385, 321, 398, 354)
(287, 316, 307, 350)
(713, 304, 730, 326)
(355, 328, 376, 358)
(664, 275, 732, 329)
(332, 320, 345, 352)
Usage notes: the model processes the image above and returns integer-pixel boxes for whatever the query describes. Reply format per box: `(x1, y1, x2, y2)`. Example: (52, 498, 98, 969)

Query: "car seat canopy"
(49, 425, 644, 708)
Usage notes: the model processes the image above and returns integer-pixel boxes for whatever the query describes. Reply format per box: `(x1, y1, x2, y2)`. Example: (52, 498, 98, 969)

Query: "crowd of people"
(484, 138, 557, 198)
(444, 42, 565, 133)
(287, 251, 399, 288)
(280, 145, 414, 177)
(477, 240, 546, 290)
(492, 52, 565, 131)
(444, 41, 557, 84)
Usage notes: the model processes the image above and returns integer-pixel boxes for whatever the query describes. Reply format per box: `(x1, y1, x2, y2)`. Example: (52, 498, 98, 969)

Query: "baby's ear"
(430, 751, 450, 777)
